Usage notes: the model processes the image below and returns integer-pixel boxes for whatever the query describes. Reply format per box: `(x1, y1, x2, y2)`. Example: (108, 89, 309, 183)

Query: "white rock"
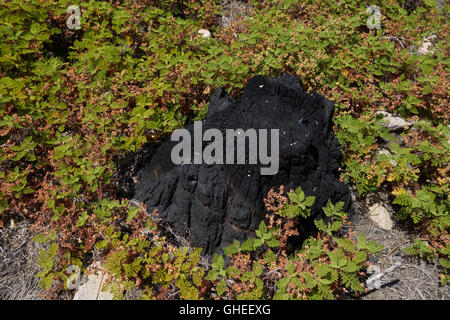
(417, 35, 436, 55)
(418, 42, 432, 55)
(198, 29, 211, 38)
(73, 266, 113, 300)
(377, 149, 397, 166)
(368, 203, 393, 230)
(376, 111, 412, 132)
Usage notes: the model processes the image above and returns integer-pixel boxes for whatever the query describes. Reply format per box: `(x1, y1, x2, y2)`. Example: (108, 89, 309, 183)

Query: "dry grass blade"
(0, 221, 46, 300)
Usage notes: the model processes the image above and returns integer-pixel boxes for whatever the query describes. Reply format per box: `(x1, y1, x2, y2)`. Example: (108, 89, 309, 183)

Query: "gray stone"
(377, 111, 412, 132)
(365, 193, 394, 230)
(368, 202, 393, 230)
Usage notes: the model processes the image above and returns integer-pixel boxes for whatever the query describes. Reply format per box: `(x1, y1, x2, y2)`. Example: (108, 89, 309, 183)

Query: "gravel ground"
(349, 189, 449, 300)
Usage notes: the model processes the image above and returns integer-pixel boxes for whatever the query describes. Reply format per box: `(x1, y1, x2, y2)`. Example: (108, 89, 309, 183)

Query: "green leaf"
(32, 233, 50, 243)
(336, 238, 356, 254)
(356, 233, 384, 254)
(253, 261, 263, 277)
(37, 242, 58, 275)
(256, 221, 268, 238)
(241, 238, 256, 251)
(126, 207, 138, 222)
(38, 273, 54, 290)
(216, 279, 227, 296)
(76, 211, 88, 227)
(223, 239, 240, 256)
(212, 254, 225, 270)
(95, 240, 108, 250)
(264, 249, 277, 264)
(286, 261, 296, 274)
(266, 237, 280, 248)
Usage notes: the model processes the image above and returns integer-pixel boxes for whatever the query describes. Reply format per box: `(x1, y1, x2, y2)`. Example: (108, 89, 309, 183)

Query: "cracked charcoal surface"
(128, 75, 354, 255)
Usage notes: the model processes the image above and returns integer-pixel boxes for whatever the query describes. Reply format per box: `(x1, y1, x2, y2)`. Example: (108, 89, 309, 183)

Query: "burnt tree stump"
(126, 75, 353, 255)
